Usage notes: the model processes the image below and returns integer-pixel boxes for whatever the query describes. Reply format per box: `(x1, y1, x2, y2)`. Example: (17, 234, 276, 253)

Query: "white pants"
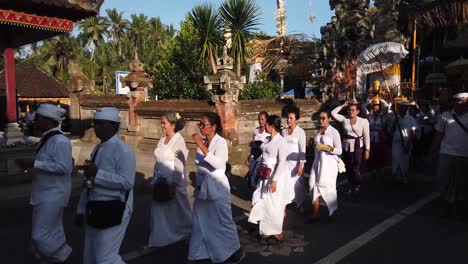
(31, 204, 72, 262)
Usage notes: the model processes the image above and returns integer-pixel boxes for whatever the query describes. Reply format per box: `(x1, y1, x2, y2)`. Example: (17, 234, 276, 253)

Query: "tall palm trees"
(221, 0, 261, 76)
(189, 4, 223, 74)
(128, 14, 149, 56)
(78, 16, 110, 61)
(105, 8, 129, 57)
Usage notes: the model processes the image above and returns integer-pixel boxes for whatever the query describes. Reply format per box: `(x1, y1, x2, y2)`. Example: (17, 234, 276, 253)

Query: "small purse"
(337, 157, 346, 173)
(152, 177, 176, 202)
(256, 164, 272, 180)
(86, 191, 130, 229)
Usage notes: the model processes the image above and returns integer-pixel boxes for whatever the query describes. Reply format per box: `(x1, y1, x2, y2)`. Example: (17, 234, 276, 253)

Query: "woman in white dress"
(248, 115, 289, 242)
(189, 112, 244, 264)
(309, 111, 342, 221)
(246, 111, 270, 188)
(149, 112, 192, 247)
(282, 106, 307, 206)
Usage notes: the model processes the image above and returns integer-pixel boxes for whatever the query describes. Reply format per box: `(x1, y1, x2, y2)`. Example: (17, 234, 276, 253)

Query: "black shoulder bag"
(86, 191, 130, 229)
(85, 146, 132, 229)
(451, 113, 468, 135)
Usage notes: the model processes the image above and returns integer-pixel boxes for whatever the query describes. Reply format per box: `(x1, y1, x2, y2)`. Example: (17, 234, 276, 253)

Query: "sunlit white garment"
(309, 126, 342, 216)
(332, 105, 371, 152)
(188, 134, 240, 263)
(149, 133, 191, 247)
(248, 134, 289, 236)
(282, 126, 307, 205)
(391, 114, 417, 176)
(248, 127, 270, 188)
(31, 127, 73, 262)
(77, 134, 136, 264)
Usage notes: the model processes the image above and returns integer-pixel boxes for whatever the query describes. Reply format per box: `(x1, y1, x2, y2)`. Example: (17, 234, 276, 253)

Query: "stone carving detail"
(204, 46, 246, 103)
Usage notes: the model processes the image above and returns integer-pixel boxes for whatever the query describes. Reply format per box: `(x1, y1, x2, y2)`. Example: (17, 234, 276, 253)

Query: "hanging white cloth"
(309, 126, 342, 216)
(76, 134, 136, 264)
(149, 133, 192, 247)
(282, 126, 307, 206)
(188, 134, 240, 263)
(248, 134, 289, 236)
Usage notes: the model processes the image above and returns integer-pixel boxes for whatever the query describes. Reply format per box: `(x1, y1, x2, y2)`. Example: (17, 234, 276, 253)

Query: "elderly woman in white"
(149, 112, 191, 247)
(77, 107, 136, 264)
(282, 106, 307, 207)
(17, 103, 73, 263)
(189, 112, 243, 264)
(309, 111, 342, 221)
(249, 115, 289, 243)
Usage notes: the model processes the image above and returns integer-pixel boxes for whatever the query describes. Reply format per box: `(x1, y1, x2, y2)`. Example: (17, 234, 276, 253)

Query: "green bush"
(240, 73, 281, 100)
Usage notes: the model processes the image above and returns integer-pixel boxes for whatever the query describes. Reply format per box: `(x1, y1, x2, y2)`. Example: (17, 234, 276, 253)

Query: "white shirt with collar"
(332, 105, 371, 152)
(31, 127, 73, 206)
(77, 134, 136, 213)
(435, 110, 468, 157)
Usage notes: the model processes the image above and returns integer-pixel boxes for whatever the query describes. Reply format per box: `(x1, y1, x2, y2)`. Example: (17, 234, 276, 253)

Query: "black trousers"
(343, 148, 363, 188)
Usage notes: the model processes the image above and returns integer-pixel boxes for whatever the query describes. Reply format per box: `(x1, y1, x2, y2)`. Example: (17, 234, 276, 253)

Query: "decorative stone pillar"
(121, 52, 151, 132)
(3, 48, 24, 145)
(68, 62, 95, 135)
(204, 46, 246, 145)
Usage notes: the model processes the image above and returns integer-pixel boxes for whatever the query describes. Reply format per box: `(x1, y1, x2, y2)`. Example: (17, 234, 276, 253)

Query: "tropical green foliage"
(15, 1, 307, 100)
(240, 72, 281, 100)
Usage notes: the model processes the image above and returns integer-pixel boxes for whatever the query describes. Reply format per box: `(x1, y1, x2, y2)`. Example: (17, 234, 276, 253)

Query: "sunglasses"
(198, 123, 212, 129)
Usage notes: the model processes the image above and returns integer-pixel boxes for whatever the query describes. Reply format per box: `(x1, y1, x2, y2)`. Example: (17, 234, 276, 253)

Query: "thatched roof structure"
(412, 0, 468, 29)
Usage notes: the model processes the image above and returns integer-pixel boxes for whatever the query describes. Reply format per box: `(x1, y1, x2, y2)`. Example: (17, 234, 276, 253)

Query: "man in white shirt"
(18, 103, 73, 263)
(431, 92, 468, 218)
(77, 107, 136, 264)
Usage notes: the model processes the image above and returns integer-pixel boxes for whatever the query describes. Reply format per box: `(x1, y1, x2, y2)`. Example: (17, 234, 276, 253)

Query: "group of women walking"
(246, 106, 343, 243)
(149, 112, 243, 264)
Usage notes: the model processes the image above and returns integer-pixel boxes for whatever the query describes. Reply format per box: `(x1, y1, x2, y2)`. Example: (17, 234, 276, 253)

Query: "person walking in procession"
(430, 92, 468, 219)
(332, 101, 370, 196)
(282, 106, 307, 208)
(149, 112, 192, 247)
(189, 112, 244, 264)
(309, 111, 342, 222)
(18, 103, 73, 263)
(245, 111, 270, 189)
(77, 107, 136, 264)
(249, 115, 289, 243)
(390, 101, 417, 184)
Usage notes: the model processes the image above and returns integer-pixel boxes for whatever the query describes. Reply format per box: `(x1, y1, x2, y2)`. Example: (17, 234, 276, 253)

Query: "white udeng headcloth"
(94, 107, 120, 123)
(36, 103, 66, 122)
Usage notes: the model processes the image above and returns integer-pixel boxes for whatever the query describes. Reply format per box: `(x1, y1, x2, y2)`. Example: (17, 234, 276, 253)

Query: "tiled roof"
(0, 65, 69, 98)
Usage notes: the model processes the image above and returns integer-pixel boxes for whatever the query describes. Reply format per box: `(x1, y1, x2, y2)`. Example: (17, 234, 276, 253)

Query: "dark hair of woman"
(164, 112, 185, 132)
(286, 105, 301, 120)
(258, 111, 269, 119)
(203, 112, 223, 135)
(320, 111, 332, 119)
(266, 115, 282, 132)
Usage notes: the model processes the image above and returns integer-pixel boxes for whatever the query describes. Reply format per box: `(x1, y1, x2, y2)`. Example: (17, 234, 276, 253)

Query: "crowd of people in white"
(19, 90, 467, 264)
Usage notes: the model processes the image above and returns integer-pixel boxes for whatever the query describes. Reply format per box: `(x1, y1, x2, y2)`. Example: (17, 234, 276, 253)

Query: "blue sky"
(100, 0, 335, 39)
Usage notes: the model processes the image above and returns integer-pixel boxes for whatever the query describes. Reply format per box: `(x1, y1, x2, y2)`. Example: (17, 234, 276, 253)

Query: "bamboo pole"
(411, 19, 417, 98)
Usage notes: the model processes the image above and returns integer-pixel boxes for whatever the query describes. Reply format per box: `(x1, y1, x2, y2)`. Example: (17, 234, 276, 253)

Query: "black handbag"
(86, 191, 130, 229)
(152, 178, 176, 202)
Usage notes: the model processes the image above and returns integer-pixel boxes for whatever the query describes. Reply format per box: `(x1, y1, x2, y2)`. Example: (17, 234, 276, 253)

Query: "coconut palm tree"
(128, 13, 149, 56)
(78, 16, 110, 61)
(189, 3, 224, 74)
(220, 0, 261, 76)
(105, 8, 129, 57)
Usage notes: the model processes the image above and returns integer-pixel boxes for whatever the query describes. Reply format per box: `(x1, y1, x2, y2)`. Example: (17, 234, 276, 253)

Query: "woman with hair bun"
(149, 112, 192, 247)
(189, 112, 244, 264)
(249, 115, 289, 243)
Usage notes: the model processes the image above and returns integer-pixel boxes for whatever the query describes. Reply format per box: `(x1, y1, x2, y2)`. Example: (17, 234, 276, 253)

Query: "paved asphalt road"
(0, 169, 467, 264)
